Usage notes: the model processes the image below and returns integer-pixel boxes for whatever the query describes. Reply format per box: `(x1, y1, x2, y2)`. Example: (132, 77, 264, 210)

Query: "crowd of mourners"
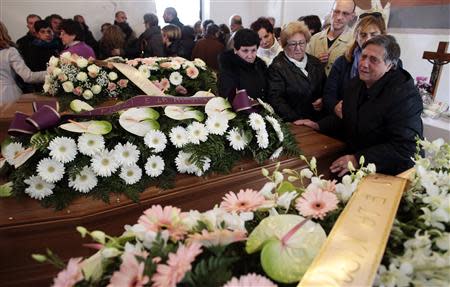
(0, 1, 424, 176)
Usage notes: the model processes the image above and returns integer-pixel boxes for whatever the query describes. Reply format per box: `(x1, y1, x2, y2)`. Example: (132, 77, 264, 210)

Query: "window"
(155, 0, 201, 26)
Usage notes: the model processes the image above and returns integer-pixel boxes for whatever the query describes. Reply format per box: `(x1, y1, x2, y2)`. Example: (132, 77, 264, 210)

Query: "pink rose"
(108, 82, 117, 91)
(117, 79, 128, 88)
(160, 78, 170, 91)
(73, 87, 83, 96)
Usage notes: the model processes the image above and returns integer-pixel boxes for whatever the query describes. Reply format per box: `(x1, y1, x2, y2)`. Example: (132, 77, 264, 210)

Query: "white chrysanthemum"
(37, 158, 65, 183)
(227, 128, 248, 151)
(248, 113, 266, 131)
(170, 61, 181, 70)
(256, 130, 269, 149)
(194, 157, 211, 176)
(24, 175, 54, 200)
(187, 122, 209, 144)
(3, 142, 24, 165)
(114, 142, 140, 166)
(206, 114, 229, 135)
(68, 166, 97, 193)
(169, 71, 183, 85)
(78, 134, 105, 156)
(270, 146, 283, 160)
(169, 126, 189, 148)
(257, 98, 275, 114)
(144, 131, 167, 153)
(265, 116, 284, 142)
(175, 151, 196, 174)
(144, 155, 165, 177)
(193, 58, 206, 69)
(120, 164, 142, 184)
(91, 150, 119, 177)
(48, 137, 78, 163)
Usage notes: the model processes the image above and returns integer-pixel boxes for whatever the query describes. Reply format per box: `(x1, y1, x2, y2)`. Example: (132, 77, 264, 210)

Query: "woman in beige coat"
(0, 21, 46, 108)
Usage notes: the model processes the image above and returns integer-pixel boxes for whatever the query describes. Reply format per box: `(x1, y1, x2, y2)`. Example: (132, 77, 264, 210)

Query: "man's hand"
(312, 98, 323, 111)
(318, 52, 329, 63)
(330, 155, 358, 177)
(334, 100, 343, 119)
(293, 119, 319, 130)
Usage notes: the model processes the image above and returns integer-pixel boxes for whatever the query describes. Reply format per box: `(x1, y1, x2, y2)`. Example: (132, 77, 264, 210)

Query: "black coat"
(319, 68, 423, 175)
(267, 52, 326, 122)
(218, 50, 268, 100)
(138, 26, 165, 57)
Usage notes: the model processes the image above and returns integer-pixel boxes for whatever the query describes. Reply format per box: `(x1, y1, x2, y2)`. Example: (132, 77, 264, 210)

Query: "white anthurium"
(164, 106, 204, 122)
(12, 146, 37, 168)
(205, 97, 236, 120)
(119, 107, 160, 137)
(60, 120, 112, 135)
(192, 90, 215, 97)
(70, 99, 94, 113)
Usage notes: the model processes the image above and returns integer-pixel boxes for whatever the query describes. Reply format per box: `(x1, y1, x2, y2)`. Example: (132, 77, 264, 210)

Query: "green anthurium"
(193, 90, 215, 97)
(120, 107, 160, 121)
(120, 118, 160, 137)
(205, 97, 231, 116)
(0, 182, 13, 197)
(164, 106, 204, 122)
(246, 214, 326, 283)
(60, 120, 112, 135)
(12, 146, 36, 168)
(70, 99, 94, 112)
(80, 251, 104, 282)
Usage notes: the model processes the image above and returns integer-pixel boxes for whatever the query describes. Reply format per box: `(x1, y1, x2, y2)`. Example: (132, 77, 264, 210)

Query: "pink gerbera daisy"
(138, 205, 187, 241)
(295, 188, 339, 220)
(186, 66, 199, 79)
(188, 229, 247, 247)
(52, 257, 83, 287)
(221, 189, 267, 213)
(107, 252, 149, 287)
(223, 273, 277, 287)
(151, 243, 202, 287)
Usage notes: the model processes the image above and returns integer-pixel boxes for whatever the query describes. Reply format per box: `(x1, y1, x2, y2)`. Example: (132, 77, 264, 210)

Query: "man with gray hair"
(298, 35, 423, 176)
(163, 7, 184, 29)
(226, 14, 243, 50)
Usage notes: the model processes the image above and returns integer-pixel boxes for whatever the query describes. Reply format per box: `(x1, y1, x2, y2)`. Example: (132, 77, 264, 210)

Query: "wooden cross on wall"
(422, 41, 450, 99)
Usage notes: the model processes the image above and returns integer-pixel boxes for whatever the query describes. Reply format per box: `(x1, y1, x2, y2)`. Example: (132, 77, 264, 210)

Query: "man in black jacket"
(16, 14, 41, 56)
(297, 35, 423, 175)
(163, 7, 184, 29)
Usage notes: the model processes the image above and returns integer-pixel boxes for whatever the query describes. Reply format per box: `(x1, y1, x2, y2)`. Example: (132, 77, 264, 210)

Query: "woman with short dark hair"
(218, 28, 268, 101)
(59, 19, 95, 59)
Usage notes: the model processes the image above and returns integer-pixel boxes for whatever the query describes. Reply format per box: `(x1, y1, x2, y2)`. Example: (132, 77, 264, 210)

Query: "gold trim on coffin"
(298, 173, 409, 287)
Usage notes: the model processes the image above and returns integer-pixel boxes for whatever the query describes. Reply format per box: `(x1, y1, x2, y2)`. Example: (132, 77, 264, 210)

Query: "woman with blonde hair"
(98, 25, 126, 59)
(0, 21, 46, 107)
(267, 21, 326, 122)
(161, 24, 183, 57)
(323, 13, 387, 117)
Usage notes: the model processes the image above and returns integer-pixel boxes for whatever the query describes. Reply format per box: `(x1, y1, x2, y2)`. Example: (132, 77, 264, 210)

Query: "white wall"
(2, 0, 449, 104)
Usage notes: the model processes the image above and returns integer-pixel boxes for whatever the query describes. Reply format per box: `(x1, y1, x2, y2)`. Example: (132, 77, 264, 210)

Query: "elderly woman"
(0, 21, 46, 107)
(59, 19, 96, 59)
(218, 28, 268, 100)
(267, 21, 326, 122)
(297, 35, 423, 176)
(324, 13, 387, 117)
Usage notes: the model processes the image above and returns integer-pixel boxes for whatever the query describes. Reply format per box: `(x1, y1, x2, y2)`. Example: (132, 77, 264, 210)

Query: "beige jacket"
(306, 28, 352, 76)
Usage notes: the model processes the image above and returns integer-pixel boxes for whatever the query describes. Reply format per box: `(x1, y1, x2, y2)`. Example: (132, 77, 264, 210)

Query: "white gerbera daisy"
(206, 114, 228, 135)
(227, 128, 248, 151)
(114, 142, 140, 166)
(120, 164, 142, 184)
(169, 71, 183, 85)
(91, 150, 119, 177)
(169, 126, 189, 148)
(270, 147, 284, 160)
(24, 175, 54, 200)
(194, 156, 211, 176)
(78, 134, 105, 156)
(144, 155, 165, 177)
(48, 137, 78, 163)
(175, 151, 196, 174)
(256, 130, 269, 149)
(144, 131, 167, 153)
(68, 166, 97, 193)
(37, 158, 65, 183)
(266, 116, 284, 142)
(187, 122, 209, 144)
(248, 113, 266, 131)
(3, 142, 24, 165)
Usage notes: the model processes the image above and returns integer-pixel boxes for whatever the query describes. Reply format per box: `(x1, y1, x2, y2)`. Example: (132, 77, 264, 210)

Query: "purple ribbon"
(232, 89, 260, 114)
(8, 94, 260, 137)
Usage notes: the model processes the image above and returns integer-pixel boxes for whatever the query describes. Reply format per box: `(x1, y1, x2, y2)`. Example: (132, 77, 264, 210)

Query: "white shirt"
(286, 53, 309, 77)
(257, 39, 283, 66)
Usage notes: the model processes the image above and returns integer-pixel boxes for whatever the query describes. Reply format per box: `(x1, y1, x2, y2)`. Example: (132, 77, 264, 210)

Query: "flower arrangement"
(376, 138, 450, 286)
(415, 76, 432, 95)
(33, 156, 375, 286)
(42, 53, 217, 109)
(0, 96, 299, 209)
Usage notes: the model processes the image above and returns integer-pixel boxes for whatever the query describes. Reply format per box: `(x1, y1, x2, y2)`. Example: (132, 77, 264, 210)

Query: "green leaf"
(183, 255, 238, 287)
(0, 182, 13, 197)
(277, 181, 297, 194)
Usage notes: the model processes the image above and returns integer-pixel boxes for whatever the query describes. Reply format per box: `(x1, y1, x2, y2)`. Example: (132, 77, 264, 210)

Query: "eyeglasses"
(332, 9, 353, 17)
(287, 41, 306, 48)
(359, 12, 383, 19)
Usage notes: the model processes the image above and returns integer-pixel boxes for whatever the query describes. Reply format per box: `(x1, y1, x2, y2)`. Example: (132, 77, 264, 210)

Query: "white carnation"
(169, 71, 183, 85)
